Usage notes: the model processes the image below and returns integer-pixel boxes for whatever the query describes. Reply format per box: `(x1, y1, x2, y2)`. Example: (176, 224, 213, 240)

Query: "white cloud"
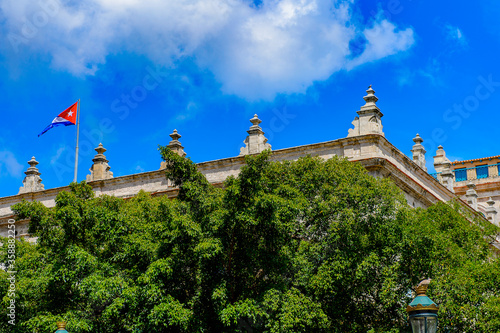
(444, 24, 467, 47)
(0, 151, 24, 178)
(347, 19, 414, 69)
(1, 0, 415, 99)
(176, 101, 199, 121)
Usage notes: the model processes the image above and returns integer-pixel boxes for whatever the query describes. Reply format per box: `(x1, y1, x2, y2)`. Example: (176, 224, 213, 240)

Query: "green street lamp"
(406, 281, 439, 333)
(55, 321, 68, 333)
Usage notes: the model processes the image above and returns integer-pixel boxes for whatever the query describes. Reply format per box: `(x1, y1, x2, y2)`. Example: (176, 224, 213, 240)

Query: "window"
(454, 168, 467, 182)
(476, 164, 489, 179)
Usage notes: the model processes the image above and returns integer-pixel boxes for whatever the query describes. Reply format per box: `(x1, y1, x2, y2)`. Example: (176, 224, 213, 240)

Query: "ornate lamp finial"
(406, 279, 439, 313)
(55, 321, 68, 332)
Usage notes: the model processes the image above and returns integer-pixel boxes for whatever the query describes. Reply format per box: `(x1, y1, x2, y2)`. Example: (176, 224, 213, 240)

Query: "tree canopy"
(1, 148, 500, 332)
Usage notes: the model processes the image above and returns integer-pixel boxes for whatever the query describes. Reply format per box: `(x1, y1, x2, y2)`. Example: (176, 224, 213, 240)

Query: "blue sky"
(0, 0, 499, 197)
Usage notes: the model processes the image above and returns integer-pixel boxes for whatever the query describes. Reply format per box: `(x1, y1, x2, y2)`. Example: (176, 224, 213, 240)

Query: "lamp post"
(406, 281, 439, 333)
(55, 321, 68, 333)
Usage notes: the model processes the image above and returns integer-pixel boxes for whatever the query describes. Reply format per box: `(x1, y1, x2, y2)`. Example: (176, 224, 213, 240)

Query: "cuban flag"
(38, 101, 78, 137)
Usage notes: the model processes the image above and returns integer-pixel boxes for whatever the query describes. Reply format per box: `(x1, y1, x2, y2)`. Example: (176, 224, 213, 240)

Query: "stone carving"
(19, 156, 44, 194)
(433, 145, 451, 185)
(160, 129, 186, 169)
(465, 182, 478, 210)
(348, 85, 385, 137)
(239, 114, 271, 156)
(433, 145, 449, 173)
(485, 197, 498, 225)
(440, 161, 455, 193)
(411, 134, 427, 171)
(86, 143, 113, 182)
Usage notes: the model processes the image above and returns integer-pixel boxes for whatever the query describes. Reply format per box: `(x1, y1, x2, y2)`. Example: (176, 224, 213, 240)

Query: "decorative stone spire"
(160, 129, 186, 169)
(465, 182, 478, 210)
(411, 133, 427, 171)
(440, 161, 455, 193)
(168, 129, 186, 157)
(19, 156, 45, 194)
(86, 143, 113, 182)
(347, 85, 385, 137)
(239, 114, 272, 156)
(485, 197, 498, 225)
(433, 145, 450, 175)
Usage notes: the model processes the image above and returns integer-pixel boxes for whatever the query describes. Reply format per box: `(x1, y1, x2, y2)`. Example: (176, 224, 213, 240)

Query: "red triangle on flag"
(58, 102, 78, 125)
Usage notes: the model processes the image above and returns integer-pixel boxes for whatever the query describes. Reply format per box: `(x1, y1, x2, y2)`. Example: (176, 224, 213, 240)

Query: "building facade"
(0, 86, 496, 239)
(433, 147, 500, 223)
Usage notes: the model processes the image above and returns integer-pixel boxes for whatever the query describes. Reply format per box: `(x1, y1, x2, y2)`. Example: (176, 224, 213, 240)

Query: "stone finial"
(160, 129, 187, 169)
(413, 133, 423, 145)
(239, 114, 272, 156)
(86, 143, 113, 182)
(363, 85, 378, 108)
(167, 129, 186, 157)
(347, 85, 384, 137)
(485, 197, 498, 225)
(411, 133, 427, 171)
(19, 156, 45, 194)
(169, 129, 180, 141)
(440, 161, 455, 193)
(433, 145, 450, 174)
(465, 181, 478, 210)
(250, 114, 262, 127)
(436, 145, 445, 156)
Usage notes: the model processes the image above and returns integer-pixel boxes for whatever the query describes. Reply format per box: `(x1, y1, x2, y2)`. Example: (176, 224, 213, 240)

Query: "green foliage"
(2, 148, 500, 332)
(407, 202, 500, 332)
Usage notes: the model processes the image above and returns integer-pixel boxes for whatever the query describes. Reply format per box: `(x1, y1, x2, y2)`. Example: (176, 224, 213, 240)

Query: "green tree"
(1, 148, 499, 332)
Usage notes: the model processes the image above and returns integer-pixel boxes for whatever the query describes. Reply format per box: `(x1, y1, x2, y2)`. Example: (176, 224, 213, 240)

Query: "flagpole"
(74, 99, 81, 183)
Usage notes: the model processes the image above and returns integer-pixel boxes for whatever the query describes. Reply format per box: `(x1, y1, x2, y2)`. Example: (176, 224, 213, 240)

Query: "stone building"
(0, 86, 495, 239)
(432, 148, 500, 224)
